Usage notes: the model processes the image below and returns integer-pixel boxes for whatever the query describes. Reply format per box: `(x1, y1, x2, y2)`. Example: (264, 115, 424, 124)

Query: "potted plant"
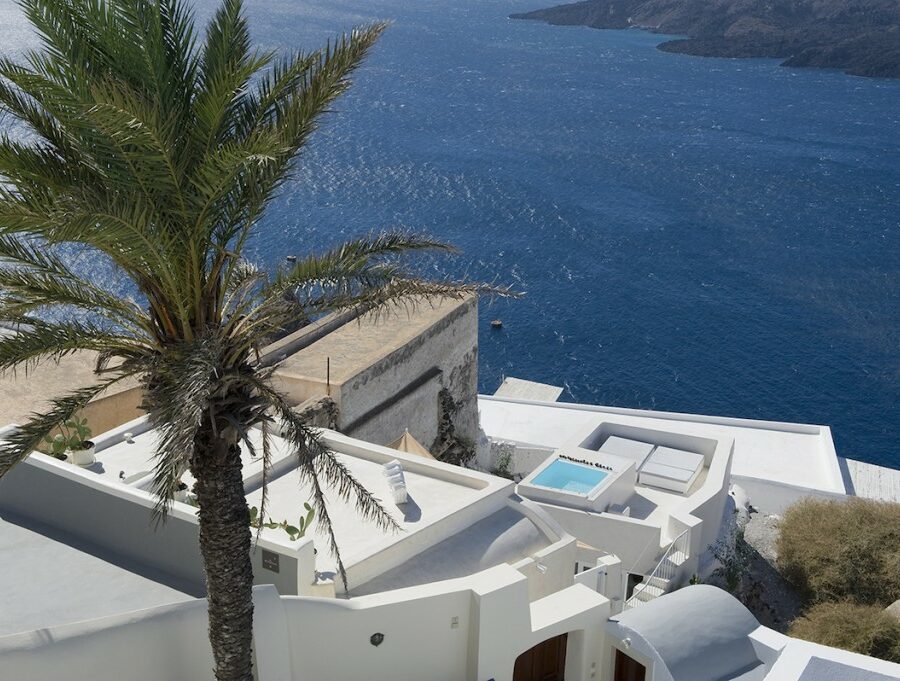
(174, 480, 192, 503)
(44, 417, 95, 466)
(173, 459, 193, 503)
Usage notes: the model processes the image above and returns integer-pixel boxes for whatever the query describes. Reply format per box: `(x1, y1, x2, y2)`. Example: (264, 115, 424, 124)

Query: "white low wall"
(0, 594, 216, 681)
(284, 585, 475, 681)
(732, 475, 849, 515)
(542, 503, 663, 574)
(0, 452, 317, 597)
(0, 566, 612, 681)
(509, 496, 578, 600)
(667, 439, 734, 569)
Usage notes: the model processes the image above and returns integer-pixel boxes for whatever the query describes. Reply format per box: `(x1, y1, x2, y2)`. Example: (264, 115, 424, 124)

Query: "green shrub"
(777, 497, 900, 606)
(789, 602, 900, 663)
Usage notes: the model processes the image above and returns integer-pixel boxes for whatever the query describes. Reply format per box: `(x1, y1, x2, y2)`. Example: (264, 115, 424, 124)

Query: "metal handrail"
(625, 529, 689, 609)
(628, 531, 667, 579)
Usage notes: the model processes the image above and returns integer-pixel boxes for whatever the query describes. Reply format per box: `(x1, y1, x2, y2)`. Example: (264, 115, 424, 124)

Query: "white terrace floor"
(91, 424, 270, 490)
(479, 396, 845, 496)
(0, 513, 190, 636)
(629, 466, 710, 525)
(243, 444, 495, 581)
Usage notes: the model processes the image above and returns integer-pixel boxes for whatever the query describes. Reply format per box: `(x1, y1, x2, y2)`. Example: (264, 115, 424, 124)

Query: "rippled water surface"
(2, 0, 899, 465)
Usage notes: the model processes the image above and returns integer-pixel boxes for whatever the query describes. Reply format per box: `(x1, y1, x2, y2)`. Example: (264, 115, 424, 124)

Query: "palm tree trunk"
(192, 427, 255, 681)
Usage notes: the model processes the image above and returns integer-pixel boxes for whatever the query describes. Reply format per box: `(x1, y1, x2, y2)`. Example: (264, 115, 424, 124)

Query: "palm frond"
(0, 236, 147, 327)
(81, 81, 188, 215)
(0, 76, 78, 158)
(247, 378, 398, 590)
(266, 231, 455, 297)
(232, 49, 317, 139)
(0, 318, 141, 373)
(0, 136, 89, 196)
(277, 23, 388, 154)
(0, 372, 132, 476)
(117, 0, 199, 125)
(220, 24, 389, 263)
(252, 417, 273, 543)
(194, 0, 267, 150)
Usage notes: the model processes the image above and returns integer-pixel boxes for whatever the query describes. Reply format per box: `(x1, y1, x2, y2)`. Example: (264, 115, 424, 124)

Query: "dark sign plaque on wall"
(261, 550, 280, 573)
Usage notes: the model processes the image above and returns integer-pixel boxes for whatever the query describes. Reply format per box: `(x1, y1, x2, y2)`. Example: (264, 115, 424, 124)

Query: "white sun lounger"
(598, 436, 655, 466)
(639, 461, 701, 494)
(647, 446, 704, 473)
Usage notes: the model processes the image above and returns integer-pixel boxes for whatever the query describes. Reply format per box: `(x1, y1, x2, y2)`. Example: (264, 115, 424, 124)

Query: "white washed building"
(1, 404, 899, 681)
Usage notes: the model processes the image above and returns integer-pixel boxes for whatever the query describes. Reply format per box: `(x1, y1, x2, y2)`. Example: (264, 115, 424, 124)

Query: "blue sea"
(1, 0, 898, 466)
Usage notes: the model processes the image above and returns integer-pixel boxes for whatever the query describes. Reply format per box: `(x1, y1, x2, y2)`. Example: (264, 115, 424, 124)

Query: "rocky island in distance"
(511, 0, 900, 79)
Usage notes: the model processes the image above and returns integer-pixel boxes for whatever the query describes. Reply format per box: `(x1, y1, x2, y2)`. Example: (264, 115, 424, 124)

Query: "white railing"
(624, 530, 690, 609)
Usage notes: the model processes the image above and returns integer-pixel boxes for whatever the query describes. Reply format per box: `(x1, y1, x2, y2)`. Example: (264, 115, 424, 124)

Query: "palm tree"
(0, 0, 502, 678)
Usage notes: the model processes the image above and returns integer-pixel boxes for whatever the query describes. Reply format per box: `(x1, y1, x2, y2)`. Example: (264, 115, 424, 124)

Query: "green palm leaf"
(0, 1, 513, 678)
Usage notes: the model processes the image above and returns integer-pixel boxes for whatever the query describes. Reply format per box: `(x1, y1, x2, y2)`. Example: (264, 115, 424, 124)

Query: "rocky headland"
(511, 0, 900, 78)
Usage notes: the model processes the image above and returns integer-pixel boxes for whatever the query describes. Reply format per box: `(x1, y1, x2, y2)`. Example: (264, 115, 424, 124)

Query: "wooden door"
(614, 649, 646, 681)
(513, 633, 568, 681)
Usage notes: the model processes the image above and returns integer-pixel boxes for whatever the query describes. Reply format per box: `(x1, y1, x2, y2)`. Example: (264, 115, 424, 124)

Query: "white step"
(665, 549, 689, 567)
(631, 583, 665, 601)
(645, 575, 670, 590)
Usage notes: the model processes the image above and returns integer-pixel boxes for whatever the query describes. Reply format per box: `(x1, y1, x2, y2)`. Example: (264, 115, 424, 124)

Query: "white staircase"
(624, 530, 689, 609)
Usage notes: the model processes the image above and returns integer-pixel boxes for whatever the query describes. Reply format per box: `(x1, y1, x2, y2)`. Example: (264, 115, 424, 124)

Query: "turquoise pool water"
(531, 460, 608, 494)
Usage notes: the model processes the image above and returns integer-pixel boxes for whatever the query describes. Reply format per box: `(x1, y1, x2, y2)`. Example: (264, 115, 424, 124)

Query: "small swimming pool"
(531, 459, 608, 494)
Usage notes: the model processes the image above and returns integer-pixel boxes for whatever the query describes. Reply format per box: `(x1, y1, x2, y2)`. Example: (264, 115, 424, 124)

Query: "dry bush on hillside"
(789, 601, 900, 663)
(777, 497, 900, 606)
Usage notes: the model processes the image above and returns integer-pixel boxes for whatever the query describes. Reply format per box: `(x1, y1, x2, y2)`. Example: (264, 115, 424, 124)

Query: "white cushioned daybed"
(598, 436, 655, 466)
(638, 446, 704, 494)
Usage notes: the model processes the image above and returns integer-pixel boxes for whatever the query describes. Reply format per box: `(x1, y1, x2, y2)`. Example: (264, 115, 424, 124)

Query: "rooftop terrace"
(243, 437, 497, 583)
(1, 417, 566, 599)
(479, 395, 846, 511)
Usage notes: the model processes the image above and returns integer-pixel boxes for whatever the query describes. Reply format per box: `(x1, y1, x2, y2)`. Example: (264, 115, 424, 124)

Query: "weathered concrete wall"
(80, 385, 145, 436)
(442, 341, 479, 444)
(0, 348, 144, 437)
(340, 297, 479, 448)
(347, 373, 442, 448)
(293, 395, 339, 429)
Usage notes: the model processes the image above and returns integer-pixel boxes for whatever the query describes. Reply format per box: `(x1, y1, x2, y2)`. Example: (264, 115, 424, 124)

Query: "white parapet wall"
(0, 566, 611, 681)
(0, 445, 318, 597)
(0, 592, 217, 681)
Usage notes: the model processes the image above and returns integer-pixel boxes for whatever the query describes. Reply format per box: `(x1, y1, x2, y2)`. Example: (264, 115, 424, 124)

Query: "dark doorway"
(614, 649, 646, 681)
(513, 633, 568, 681)
(626, 573, 644, 600)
